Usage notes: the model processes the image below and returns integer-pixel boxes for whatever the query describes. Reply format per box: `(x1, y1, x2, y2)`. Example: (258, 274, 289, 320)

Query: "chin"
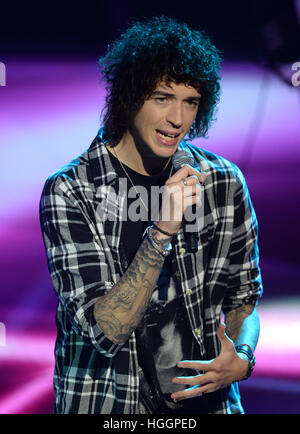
(148, 149, 175, 162)
(138, 135, 179, 160)
(152, 142, 179, 158)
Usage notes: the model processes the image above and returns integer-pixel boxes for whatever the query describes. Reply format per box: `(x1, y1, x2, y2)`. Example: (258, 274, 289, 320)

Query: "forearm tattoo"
(150, 228, 173, 249)
(94, 230, 171, 344)
(225, 304, 255, 341)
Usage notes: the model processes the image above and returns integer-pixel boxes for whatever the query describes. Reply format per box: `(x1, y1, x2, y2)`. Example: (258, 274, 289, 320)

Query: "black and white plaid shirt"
(39, 131, 263, 414)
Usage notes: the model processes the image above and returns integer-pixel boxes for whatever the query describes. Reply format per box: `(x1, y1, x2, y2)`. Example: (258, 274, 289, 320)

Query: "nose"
(166, 102, 183, 128)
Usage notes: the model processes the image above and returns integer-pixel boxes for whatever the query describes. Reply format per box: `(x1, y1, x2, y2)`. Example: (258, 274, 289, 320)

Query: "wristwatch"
(235, 344, 256, 380)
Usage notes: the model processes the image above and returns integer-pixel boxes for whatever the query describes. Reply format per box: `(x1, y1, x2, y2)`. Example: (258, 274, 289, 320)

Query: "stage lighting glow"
(255, 297, 300, 377)
(0, 369, 53, 414)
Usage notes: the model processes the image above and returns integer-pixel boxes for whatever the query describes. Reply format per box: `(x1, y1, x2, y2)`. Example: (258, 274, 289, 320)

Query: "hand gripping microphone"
(172, 150, 201, 253)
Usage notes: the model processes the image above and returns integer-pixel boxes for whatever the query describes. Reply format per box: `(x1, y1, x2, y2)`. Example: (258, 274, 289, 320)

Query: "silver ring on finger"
(182, 178, 188, 186)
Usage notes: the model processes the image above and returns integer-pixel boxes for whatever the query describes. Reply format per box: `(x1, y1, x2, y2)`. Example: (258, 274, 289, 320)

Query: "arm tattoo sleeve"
(93, 229, 172, 344)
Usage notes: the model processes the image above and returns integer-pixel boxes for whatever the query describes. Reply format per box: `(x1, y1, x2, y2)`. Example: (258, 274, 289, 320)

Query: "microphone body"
(172, 150, 201, 253)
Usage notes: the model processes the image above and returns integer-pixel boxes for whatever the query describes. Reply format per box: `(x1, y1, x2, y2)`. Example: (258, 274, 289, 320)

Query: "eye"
(186, 100, 199, 107)
(155, 97, 168, 103)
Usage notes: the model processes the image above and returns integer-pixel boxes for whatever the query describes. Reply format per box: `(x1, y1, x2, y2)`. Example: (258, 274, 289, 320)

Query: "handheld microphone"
(172, 150, 201, 253)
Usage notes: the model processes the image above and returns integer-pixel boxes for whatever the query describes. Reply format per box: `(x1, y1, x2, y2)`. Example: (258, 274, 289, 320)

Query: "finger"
(181, 176, 202, 188)
(177, 360, 214, 371)
(172, 181, 201, 197)
(192, 172, 206, 185)
(180, 194, 198, 211)
(172, 374, 204, 386)
(171, 385, 203, 403)
(171, 381, 222, 403)
(194, 380, 229, 395)
(181, 174, 205, 188)
(164, 188, 201, 214)
(165, 181, 200, 197)
(166, 165, 205, 185)
(189, 382, 219, 395)
(173, 372, 214, 386)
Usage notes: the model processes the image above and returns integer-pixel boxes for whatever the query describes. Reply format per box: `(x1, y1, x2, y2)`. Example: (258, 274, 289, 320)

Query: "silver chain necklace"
(113, 147, 173, 214)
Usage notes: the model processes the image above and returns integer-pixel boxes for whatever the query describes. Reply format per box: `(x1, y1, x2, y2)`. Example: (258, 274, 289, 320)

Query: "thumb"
(217, 323, 234, 348)
(217, 323, 226, 341)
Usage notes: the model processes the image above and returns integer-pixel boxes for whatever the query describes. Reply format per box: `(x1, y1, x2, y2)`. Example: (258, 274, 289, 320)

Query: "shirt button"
(186, 288, 192, 296)
(179, 247, 186, 255)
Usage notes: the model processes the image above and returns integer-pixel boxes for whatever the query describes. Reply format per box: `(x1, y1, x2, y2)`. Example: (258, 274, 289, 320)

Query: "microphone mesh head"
(172, 150, 194, 170)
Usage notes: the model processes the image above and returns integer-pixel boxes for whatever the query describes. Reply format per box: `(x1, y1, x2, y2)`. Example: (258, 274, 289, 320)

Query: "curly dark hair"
(98, 16, 222, 144)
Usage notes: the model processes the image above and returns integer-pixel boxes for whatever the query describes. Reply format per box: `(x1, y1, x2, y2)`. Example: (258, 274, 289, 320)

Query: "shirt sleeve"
(39, 176, 124, 358)
(222, 167, 263, 314)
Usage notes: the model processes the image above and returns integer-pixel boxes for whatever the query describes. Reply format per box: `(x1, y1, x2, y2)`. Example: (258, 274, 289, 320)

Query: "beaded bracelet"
(144, 226, 172, 257)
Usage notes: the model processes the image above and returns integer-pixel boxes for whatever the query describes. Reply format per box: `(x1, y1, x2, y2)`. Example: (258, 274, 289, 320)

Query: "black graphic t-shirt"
(143, 263, 200, 394)
(108, 150, 201, 411)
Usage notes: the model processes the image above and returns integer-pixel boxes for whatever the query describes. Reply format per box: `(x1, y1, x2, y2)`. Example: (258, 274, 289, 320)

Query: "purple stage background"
(0, 58, 299, 414)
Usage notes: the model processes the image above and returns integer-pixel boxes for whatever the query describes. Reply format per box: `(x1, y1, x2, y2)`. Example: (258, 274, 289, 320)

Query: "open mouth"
(156, 129, 181, 142)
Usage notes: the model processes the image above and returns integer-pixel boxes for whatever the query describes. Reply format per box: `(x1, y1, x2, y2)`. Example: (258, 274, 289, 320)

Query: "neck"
(107, 133, 171, 176)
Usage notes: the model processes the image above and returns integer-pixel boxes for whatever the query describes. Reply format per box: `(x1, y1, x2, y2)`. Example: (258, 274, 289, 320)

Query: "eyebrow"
(151, 90, 201, 101)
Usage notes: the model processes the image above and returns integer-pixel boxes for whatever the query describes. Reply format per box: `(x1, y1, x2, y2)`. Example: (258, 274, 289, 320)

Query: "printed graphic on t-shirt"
(144, 262, 199, 394)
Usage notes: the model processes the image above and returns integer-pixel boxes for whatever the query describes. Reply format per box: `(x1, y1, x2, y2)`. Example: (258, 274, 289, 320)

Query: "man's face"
(130, 81, 201, 159)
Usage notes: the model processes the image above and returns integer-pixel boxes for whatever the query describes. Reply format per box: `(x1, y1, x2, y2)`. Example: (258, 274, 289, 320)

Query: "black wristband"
(152, 224, 176, 237)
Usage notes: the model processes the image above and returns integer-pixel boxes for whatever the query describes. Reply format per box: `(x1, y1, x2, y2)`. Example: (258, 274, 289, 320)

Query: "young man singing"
(40, 16, 262, 414)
